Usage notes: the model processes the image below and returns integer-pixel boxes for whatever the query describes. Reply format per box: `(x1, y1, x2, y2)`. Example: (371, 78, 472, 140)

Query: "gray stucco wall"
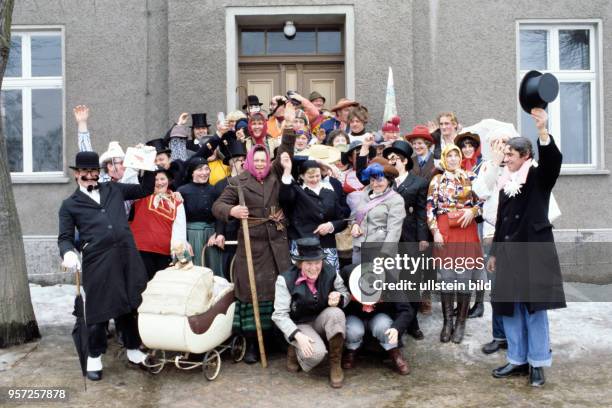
(11, 0, 170, 236)
(9, 0, 612, 239)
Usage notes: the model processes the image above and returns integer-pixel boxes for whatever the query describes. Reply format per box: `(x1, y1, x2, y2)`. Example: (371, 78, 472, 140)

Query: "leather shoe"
(388, 348, 410, 375)
(481, 339, 508, 355)
(529, 366, 546, 387)
(408, 327, 424, 340)
(492, 363, 529, 378)
(86, 370, 103, 381)
(243, 338, 259, 364)
(468, 302, 484, 318)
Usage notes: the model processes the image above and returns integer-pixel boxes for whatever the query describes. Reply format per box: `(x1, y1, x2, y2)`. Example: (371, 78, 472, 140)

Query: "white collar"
(395, 172, 408, 186)
(79, 184, 101, 204)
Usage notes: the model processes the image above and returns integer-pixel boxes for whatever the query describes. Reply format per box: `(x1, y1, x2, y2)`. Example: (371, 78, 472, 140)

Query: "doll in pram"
(138, 241, 245, 380)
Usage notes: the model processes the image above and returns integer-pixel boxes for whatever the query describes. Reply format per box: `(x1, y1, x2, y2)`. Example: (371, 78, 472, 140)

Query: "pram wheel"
(203, 349, 221, 380)
(230, 335, 246, 362)
(145, 350, 166, 374)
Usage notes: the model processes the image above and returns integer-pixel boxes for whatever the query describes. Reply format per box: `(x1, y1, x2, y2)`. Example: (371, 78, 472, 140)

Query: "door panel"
(239, 63, 344, 110)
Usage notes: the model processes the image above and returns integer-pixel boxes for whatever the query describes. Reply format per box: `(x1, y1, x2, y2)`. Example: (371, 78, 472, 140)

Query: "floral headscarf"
(440, 144, 468, 180)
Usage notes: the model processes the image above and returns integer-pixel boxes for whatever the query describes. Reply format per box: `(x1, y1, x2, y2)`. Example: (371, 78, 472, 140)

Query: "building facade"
(5, 0, 612, 283)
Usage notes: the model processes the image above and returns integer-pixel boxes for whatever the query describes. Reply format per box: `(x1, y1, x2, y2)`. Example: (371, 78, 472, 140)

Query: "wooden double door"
(239, 63, 344, 111)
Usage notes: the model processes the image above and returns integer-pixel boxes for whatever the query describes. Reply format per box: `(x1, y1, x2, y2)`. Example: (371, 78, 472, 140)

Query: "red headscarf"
(244, 145, 271, 182)
(247, 113, 268, 146)
(461, 146, 481, 172)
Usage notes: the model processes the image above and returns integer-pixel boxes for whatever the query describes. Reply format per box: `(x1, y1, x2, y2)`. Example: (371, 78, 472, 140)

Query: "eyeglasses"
(80, 169, 99, 174)
(111, 160, 123, 165)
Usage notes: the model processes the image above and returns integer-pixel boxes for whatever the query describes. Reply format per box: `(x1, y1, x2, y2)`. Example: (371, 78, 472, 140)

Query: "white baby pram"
(138, 263, 245, 380)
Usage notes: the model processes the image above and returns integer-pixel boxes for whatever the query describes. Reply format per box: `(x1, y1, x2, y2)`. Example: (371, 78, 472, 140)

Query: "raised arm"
(74, 105, 92, 152)
(115, 169, 155, 200)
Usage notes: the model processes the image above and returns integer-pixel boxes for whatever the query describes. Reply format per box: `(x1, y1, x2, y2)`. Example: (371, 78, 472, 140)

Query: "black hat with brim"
(383, 140, 414, 170)
(146, 138, 172, 156)
(519, 70, 559, 114)
(191, 113, 211, 128)
(69, 151, 104, 170)
(291, 237, 325, 261)
(242, 95, 264, 110)
(219, 131, 247, 165)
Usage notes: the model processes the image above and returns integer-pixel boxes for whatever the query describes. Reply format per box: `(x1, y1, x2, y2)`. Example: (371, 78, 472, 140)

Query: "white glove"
(62, 251, 81, 271)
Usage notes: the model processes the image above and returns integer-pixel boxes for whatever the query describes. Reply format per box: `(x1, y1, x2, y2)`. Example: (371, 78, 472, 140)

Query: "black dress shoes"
(529, 366, 546, 387)
(481, 339, 508, 354)
(408, 328, 425, 340)
(243, 339, 259, 364)
(492, 363, 529, 378)
(86, 370, 103, 381)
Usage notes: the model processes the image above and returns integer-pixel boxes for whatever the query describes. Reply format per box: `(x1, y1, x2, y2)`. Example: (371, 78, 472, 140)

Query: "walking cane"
(237, 187, 268, 368)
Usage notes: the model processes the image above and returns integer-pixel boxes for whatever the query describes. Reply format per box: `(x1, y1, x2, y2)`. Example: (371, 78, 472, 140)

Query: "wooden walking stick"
(237, 186, 268, 368)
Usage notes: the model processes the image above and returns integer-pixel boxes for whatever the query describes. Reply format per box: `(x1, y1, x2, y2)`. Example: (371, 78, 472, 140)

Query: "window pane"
(6, 36, 22, 77)
(241, 31, 265, 56)
(520, 30, 548, 70)
(317, 30, 342, 54)
(32, 89, 62, 172)
(520, 108, 548, 162)
(1, 90, 23, 172)
(31, 35, 62, 76)
(559, 30, 590, 70)
(560, 82, 591, 164)
(267, 30, 316, 54)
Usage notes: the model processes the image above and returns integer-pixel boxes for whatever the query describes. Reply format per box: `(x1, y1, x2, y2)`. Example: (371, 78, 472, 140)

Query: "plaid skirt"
(233, 299, 274, 333)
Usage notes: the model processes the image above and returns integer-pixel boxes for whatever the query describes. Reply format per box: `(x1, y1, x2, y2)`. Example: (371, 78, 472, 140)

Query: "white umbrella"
(461, 119, 519, 161)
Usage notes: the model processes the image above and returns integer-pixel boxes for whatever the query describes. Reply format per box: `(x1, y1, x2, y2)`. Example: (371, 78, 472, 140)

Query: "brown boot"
(452, 293, 471, 344)
(419, 292, 432, 315)
(286, 345, 300, 373)
(328, 333, 344, 388)
(342, 349, 357, 369)
(440, 292, 454, 343)
(388, 348, 410, 375)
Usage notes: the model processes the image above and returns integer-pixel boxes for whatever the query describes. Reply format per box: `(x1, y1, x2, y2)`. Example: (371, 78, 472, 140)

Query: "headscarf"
(461, 145, 481, 172)
(440, 144, 468, 180)
(247, 113, 268, 146)
(244, 145, 271, 182)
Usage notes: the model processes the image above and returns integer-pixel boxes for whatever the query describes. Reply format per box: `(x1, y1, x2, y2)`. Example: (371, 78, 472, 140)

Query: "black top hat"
(191, 113, 210, 128)
(219, 131, 247, 165)
(292, 237, 325, 261)
(383, 140, 414, 171)
(69, 151, 103, 170)
(519, 70, 559, 114)
(146, 138, 172, 156)
(242, 95, 263, 110)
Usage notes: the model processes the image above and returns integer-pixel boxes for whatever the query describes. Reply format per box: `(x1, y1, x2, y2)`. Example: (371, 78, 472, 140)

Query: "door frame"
(225, 5, 355, 111)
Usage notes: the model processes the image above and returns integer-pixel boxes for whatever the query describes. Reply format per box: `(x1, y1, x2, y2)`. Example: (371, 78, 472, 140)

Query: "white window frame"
(3, 25, 68, 183)
(516, 19, 607, 175)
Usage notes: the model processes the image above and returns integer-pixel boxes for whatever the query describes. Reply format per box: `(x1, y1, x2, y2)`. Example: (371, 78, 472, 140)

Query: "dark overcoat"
(395, 174, 429, 242)
(491, 137, 566, 316)
(58, 171, 155, 324)
(212, 130, 295, 303)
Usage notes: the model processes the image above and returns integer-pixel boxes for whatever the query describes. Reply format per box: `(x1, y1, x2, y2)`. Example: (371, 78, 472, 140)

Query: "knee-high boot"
(440, 292, 454, 343)
(452, 293, 471, 343)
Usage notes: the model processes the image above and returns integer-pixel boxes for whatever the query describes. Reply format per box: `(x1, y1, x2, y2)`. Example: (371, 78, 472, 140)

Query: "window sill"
(560, 168, 610, 176)
(11, 173, 70, 184)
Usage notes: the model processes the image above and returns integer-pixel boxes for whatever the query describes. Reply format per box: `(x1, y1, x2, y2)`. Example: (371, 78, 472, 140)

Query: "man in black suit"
(58, 151, 155, 381)
(488, 108, 565, 387)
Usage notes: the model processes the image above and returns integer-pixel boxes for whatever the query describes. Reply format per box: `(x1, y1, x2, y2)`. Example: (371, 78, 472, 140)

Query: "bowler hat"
(292, 237, 325, 261)
(191, 113, 211, 128)
(383, 140, 414, 171)
(69, 151, 103, 170)
(519, 70, 559, 114)
(242, 95, 263, 110)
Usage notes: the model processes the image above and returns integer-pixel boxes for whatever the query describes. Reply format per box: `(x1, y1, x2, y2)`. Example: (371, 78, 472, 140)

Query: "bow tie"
(87, 184, 100, 192)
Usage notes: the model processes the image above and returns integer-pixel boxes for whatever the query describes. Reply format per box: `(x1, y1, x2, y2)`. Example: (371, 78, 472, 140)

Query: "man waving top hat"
(58, 151, 156, 381)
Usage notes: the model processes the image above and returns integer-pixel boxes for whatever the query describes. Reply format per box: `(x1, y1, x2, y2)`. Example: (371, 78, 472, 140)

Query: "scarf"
(440, 144, 469, 181)
(355, 187, 397, 225)
(244, 145, 271, 182)
(497, 158, 533, 198)
(153, 192, 175, 210)
(247, 116, 268, 146)
(461, 146, 481, 172)
(295, 270, 318, 295)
